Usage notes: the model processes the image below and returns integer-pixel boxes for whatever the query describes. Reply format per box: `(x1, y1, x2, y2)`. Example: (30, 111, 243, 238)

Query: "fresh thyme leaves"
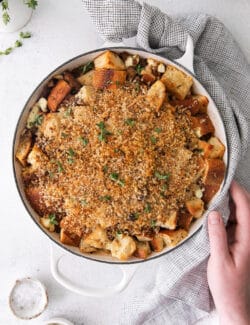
(150, 219, 157, 228)
(79, 136, 88, 146)
(154, 171, 170, 181)
(124, 118, 135, 127)
(81, 61, 94, 74)
(109, 172, 125, 187)
(80, 199, 87, 206)
(48, 213, 58, 225)
(144, 203, 152, 213)
(20, 31, 31, 39)
(33, 114, 43, 126)
(102, 165, 108, 173)
(154, 127, 162, 134)
(61, 132, 68, 138)
(136, 63, 143, 74)
(99, 195, 111, 202)
(56, 161, 64, 173)
(96, 121, 112, 142)
(24, 0, 38, 9)
(0, 31, 32, 57)
(15, 40, 23, 47)
(67, 147, 75, 164)
(150, 135, 157, 144)
(2, 10, 9, 25)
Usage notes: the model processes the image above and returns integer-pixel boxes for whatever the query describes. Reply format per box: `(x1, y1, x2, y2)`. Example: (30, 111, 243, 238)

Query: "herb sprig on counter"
(0, 31, 31, 56)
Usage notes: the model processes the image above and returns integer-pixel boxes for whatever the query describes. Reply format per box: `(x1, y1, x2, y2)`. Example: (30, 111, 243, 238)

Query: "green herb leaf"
(103, 165, 108, 173)
(150, 136, 157, 144)
(81, 61, 94, 74)
(2, 11, 10, 25)
(4, 47, 12, 55)
(48, 171, 54, 179)
(136, 63, 143, 75)
(14, 40, 23, 48)
(96, 121, 112, 142)
(154, 127, 162, 134)
(135, 82, 140, 92)
(56, 161, 64, 173)
(48, 213, 58, 225)
(150, 219, 157, 228)
(144, 203, 152, 213)
(24, 0, 38, 9)
(2, 0, 9, 10)
(124, 118, 135, 127)
(99, 195, 111, 202)
(116, 230, 122, 236)
(154, 171, 170, 181)
(109, 172, 125, 187)
(64, 107, 72, 117)
(67, 148, 75, 157)
(80, 199, 87, 206)
(79, 136, 88, 146)
(61, 132, 68, 138)
(20, 31, 31, 39)
(33, 114, 43, 126)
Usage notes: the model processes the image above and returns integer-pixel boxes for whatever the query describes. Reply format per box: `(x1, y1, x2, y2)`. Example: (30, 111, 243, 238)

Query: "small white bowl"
(44, 317, 74, 325)
(9, 277, 48, 320)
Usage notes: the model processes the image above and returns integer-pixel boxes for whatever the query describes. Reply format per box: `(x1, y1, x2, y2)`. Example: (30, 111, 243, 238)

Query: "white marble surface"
(0, 0, 249, 324)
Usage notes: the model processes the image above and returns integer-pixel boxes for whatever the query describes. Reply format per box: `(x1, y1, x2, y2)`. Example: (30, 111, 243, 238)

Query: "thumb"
(208, 211, 230, 261)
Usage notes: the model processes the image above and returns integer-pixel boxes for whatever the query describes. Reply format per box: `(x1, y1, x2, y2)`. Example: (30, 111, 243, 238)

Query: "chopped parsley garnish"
(99, 195, 111, 202)
(150, 219, 157, 228)
(109, 172, 125, 187)
(144, 203, 152, 213)
(56, 161, 64, 173)
(136, 63, 143, 74)
(96, 121, 112, 142)
(154, 171, 170, 181)
(80, 199, 87, 206)
(125, 118, 135, 127)
(48, 214, 58, 225)
(161, 184, 168, 192)
(155, 127, 162, 134)
(81, 61, 94, 74)
(116, 230, 122, 236)
(134, 82, 140, 92)
(103, 165, 108, 173)
(48, 171, 54, 179)
(150, 135, 158, 144)
(31, 114, 43, 127)
(79, 136, 89, 146)
(67, 148, 75, 164)
(65, 107, 72, 117)
(61, 132, 68, 138)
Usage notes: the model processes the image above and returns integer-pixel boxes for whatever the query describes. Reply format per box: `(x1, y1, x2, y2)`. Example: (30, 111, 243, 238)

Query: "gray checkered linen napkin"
(83, 1, 250, 324)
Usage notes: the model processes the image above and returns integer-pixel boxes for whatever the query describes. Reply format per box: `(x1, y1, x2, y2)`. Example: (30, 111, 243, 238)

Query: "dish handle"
(50, 244, 139, 297)
(102, 34, 194, 74)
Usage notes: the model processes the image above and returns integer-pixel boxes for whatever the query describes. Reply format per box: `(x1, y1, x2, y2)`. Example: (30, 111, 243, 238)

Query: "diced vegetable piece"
(27, 144, 48, 170)
(150, 236, 164, 252)
(207, 136, 225, 159)
(75, 85, 96, 105)
(37, 97, 48, 112)
(63, 71, 81, 92)
(47, 80, 72, 112)
(185, 198, 204, 218)
(40, 217, 55, 232)
(134, 241, 151, 259)
(191, 114, 215, 138)
(26, 105, 41, 129)
(171, 95, 208, 115)
(84, 226, 110, 249)
(203, 158, 225, 203)
(77, 70, 94, 86)
(161, 65, 193, 100)
(94, 50, 125, 70)
(156, 210, 178, 229)
(60, 229, 80, 247)
(159, 229, 188, 247)
(92, 69, 126, 90)
(198, 140, 214, 157)
(146, 80, 166, 111)
(110, 235, 136, 260)
(136, 233, 153, 242)
(177, 212, 193, 231)
(16, 130, 32, 166)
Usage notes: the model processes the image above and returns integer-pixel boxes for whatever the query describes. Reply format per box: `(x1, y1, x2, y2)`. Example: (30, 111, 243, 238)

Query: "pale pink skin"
(207, 181, 250, 325)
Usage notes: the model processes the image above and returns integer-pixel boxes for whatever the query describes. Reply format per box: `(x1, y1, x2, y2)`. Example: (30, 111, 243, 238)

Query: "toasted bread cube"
(161, 65, 193, 100)
(110, 235, 136, 260)
(16, 130, 32, 166)
(136, 233, 153, 241)
(79, 239, 97, 253)
(150, 236, 164, 252)
(208, 137, 225, 159)
(27, 144, 48, 170)
(93, 69, 126, 90)
(134, 241, 151, 259)
(94, 51, 125, 70)
(156, 210, 178, 229)
(141, 65, 156, 84)
(177, 212, 193, 231)
(203, 159, 225, 203)
(48, 79, 72, 112)
(146, 80, 166, 111)
(60, 229, 80, 247)
(171, 95, 208, 115)
(40, 113, 60, 139)
(84, 226, 110, 249)
(77, 70, 94, 86)
(75, 85, 96, 105)
(185, 198, 204, 218)
(191, 114, 215, 138)
(159, 229, 188, 247)
(198, 140, 214, 158)
(25, 186, 47, 215)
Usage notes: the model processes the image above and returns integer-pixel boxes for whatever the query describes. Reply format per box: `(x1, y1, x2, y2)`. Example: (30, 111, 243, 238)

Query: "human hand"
(207, 181, 250, 325)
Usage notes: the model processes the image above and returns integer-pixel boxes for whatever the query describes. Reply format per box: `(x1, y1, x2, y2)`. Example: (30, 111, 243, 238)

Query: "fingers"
(230, 181, 250, 243)
(208, 211, 230, 262)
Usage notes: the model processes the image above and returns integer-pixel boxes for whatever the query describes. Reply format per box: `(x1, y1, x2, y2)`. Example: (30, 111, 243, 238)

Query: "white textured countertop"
(0, 1, 249, 324)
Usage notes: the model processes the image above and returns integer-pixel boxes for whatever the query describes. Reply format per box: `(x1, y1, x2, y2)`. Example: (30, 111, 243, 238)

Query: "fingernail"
(209, 212, 220, 225)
